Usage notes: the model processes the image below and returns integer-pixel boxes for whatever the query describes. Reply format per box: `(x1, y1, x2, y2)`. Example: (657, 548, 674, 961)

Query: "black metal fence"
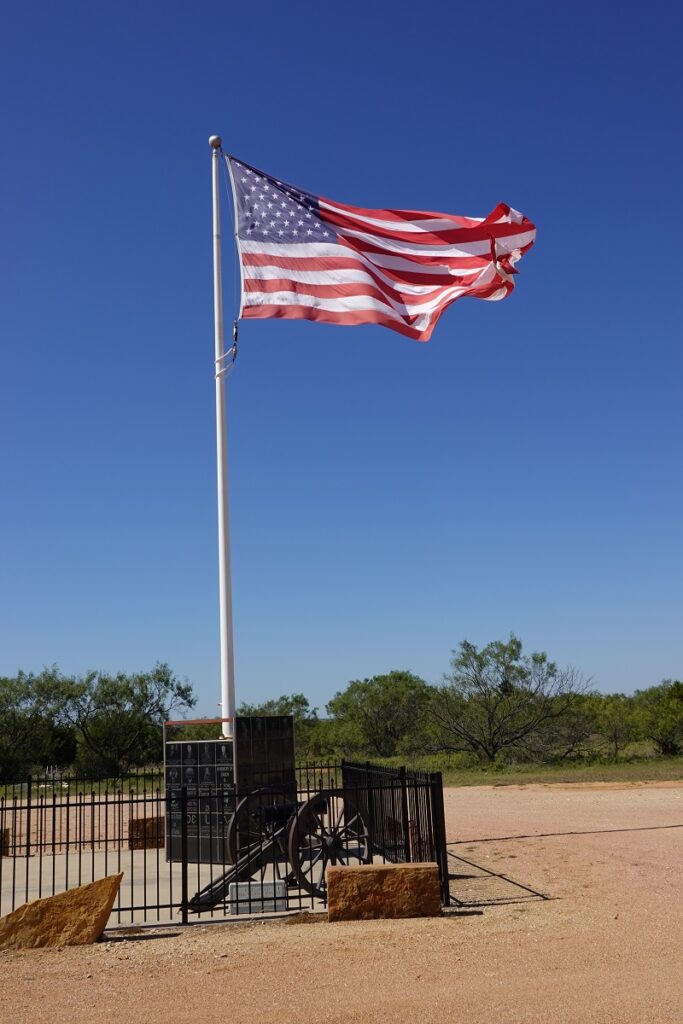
(342, 761, 450, 905)
(0, 761, 448, 926)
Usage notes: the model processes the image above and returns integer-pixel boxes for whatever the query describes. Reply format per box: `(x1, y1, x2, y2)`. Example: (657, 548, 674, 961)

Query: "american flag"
(226, 154, 536, 343)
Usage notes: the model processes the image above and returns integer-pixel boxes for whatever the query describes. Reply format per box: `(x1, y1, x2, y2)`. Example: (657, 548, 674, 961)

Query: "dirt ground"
(1, 780, 682, 1024)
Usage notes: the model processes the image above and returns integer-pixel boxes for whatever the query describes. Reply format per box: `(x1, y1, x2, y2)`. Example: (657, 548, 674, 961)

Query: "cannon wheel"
(287, 792, 371, 898)
(226, 788, 292, 865)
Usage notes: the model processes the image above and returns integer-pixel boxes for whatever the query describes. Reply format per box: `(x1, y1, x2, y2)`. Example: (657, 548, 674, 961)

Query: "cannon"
(188, 785, 371, 912)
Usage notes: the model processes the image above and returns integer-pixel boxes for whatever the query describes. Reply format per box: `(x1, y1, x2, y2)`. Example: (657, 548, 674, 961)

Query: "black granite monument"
(165, 715, 295, 863)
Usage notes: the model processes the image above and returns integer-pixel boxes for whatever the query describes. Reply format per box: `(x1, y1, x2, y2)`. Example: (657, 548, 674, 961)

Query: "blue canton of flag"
(230, 160, 331, 244)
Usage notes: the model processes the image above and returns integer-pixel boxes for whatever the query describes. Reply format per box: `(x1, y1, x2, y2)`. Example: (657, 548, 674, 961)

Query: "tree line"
(0, 664, 194, 780)
(1, 636, 682, 780)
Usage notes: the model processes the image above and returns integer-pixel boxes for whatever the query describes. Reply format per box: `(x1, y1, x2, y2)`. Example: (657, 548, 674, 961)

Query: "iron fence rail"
(0, 761, 449, 925)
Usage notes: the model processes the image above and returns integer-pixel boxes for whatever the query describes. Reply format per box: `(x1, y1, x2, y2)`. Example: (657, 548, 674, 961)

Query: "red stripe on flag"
(321, 208, 536, 247)
(242, 249, 479, 287)
(241, 303, 432, 341)
(243, 277, 428, 309)
(321, 197, 485, 229)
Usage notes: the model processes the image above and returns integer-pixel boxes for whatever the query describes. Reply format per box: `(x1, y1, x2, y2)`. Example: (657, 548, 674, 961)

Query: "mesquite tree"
(429, 636, 587, 763)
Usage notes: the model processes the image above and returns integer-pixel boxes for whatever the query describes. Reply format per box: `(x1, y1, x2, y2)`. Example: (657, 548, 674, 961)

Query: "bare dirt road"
(1, 781, 682, 1024)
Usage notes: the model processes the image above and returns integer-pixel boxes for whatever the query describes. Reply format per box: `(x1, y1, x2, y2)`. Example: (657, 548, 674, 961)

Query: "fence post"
(399, 767, 411, 863)
(180, 787, 189, 926)
(364, 763, 375, 857)
(429, 772, 450, 907)
(25, 775, 32, 858)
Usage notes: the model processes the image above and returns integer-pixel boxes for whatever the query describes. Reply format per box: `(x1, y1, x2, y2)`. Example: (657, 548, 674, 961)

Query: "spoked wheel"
(287, 792, 371, 899)
(226, 788, 294, 864)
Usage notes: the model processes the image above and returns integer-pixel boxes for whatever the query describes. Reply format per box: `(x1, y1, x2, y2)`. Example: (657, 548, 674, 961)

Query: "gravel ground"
(1, 780, 682, 1024)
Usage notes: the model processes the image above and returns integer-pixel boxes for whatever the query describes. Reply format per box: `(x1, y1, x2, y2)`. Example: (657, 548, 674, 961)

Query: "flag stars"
(233, 160, 327, 243)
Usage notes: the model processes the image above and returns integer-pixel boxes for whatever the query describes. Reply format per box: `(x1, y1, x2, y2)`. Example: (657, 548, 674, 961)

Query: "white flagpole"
(209, 135, 235, 739)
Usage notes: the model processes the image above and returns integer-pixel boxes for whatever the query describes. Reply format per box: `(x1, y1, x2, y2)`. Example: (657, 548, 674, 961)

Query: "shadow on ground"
(446, 848, 552, 908)
(102, 930, 182, 943)
(451, 823, 683, 845)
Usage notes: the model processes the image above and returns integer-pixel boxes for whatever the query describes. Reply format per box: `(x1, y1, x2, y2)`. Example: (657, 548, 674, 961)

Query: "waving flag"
(226, 154, 535, 342)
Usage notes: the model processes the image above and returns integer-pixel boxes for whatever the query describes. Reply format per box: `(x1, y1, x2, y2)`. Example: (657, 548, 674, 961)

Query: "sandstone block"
(128, 815, 165, 850)
(327, 862, 441, 922)
(0, 872, 123, 950)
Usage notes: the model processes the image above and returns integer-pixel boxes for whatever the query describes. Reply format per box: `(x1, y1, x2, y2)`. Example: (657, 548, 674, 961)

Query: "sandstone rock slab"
(128, 816, 165, 850)
(0, 872, 123, 950)
(327, 862, 441, 922)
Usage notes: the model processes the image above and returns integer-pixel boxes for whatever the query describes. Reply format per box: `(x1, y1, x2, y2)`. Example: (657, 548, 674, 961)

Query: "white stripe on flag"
(242, 264, 444, 296)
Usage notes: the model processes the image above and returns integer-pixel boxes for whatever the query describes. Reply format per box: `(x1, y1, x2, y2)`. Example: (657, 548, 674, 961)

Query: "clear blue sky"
(2, 2, 682, 714)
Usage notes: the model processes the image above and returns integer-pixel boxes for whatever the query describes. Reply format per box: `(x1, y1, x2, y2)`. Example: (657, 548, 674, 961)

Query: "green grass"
(399, 755, 683, 787)
(1, 772, 164, 799)
(6, 751, 682, 798)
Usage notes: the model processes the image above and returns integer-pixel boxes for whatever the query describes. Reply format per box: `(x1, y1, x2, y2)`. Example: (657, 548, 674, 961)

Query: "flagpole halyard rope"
(222, 150, 245, 324)
(211, 149, 240, 381)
